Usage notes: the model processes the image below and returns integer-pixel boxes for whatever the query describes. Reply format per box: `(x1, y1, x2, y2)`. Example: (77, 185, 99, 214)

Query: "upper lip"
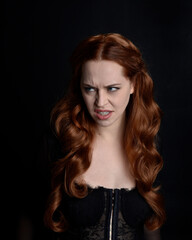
(94, 109, 112, 112)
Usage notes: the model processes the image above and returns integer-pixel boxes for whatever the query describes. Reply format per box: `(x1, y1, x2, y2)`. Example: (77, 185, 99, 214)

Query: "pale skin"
(79, 60, 135, 190)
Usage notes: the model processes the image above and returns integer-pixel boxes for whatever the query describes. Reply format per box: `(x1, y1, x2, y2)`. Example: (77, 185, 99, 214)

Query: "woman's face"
(80, 60, 134, 128)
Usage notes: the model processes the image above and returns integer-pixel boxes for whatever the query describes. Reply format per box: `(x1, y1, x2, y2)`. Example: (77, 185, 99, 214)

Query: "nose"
(95, 90, 108, 107)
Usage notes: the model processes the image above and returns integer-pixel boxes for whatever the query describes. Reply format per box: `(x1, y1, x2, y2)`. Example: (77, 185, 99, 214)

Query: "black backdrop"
(3, 0, 192, 239)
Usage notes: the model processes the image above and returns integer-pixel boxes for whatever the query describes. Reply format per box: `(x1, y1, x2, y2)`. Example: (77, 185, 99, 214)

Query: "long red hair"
(44, 33, 166, 232)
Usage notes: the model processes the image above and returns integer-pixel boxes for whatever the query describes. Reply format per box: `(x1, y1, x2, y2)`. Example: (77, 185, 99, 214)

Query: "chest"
(81, 143, 135, 189)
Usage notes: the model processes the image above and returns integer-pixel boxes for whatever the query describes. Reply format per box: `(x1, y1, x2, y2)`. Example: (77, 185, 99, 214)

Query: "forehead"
(81, 60, 126, 85)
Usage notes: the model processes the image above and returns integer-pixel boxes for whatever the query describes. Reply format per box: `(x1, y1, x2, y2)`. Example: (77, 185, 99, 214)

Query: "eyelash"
(84, 87, 95, 92)
(108, 87, 120, 92)
(84, 87, 120, 92)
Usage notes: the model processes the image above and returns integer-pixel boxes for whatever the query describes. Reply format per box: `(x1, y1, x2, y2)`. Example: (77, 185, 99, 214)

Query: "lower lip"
(95, 112, 112, 120)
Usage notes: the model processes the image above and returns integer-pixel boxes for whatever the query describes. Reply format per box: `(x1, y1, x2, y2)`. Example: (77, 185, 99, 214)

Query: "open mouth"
(94, 110, 113, 120)
(97, 111, 110, 116)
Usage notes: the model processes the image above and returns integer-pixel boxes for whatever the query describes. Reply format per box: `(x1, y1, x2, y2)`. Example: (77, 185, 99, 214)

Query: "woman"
(44, 33, 166, 240)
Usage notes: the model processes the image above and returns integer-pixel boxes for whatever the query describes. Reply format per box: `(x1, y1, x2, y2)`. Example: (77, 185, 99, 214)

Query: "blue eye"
(108, 87, 120, 92)
(84, 87, 95, 92)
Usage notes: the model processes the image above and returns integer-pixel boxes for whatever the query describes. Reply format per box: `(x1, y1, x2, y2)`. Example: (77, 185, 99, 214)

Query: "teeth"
(98, 112, 110, 115)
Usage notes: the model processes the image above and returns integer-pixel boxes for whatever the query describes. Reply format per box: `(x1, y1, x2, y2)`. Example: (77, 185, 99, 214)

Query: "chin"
(94, 120, 113, 127)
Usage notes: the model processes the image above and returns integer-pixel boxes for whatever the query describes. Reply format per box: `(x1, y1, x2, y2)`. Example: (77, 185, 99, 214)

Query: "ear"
(130, 82, 134, 94)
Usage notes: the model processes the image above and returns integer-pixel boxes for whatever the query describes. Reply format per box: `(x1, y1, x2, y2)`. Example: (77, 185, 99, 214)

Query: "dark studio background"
(3, 0, 192, 239)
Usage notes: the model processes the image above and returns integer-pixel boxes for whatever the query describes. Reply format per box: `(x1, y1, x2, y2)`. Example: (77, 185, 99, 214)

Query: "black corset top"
(58, 185, 153, 240)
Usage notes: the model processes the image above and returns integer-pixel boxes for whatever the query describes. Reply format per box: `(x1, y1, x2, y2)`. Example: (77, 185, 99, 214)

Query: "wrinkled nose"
(95, 90, 108, 107)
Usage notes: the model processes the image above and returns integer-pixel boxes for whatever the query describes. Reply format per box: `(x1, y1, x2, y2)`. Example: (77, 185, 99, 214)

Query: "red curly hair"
(44, 33, 166, 232)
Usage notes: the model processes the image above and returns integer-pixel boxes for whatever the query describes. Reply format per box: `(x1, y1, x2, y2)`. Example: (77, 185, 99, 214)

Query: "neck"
(95, 115, 126, 143)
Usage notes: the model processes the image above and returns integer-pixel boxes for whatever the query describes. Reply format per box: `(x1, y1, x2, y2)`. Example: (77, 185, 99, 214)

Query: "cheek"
(115, 92, 131, 109)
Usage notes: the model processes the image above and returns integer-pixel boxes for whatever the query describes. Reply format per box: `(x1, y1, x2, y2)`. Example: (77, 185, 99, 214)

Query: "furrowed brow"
(82, 83, 95, 87)
(105, 83, 121, 87)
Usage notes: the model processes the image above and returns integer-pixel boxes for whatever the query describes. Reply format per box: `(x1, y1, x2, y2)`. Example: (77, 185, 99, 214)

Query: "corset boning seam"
(112, 189, 118, 240)
(104, 190, 112, 240)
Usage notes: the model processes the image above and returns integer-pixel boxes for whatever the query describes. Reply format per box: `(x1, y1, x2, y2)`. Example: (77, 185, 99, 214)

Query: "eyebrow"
(82, 83, 122, 87)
